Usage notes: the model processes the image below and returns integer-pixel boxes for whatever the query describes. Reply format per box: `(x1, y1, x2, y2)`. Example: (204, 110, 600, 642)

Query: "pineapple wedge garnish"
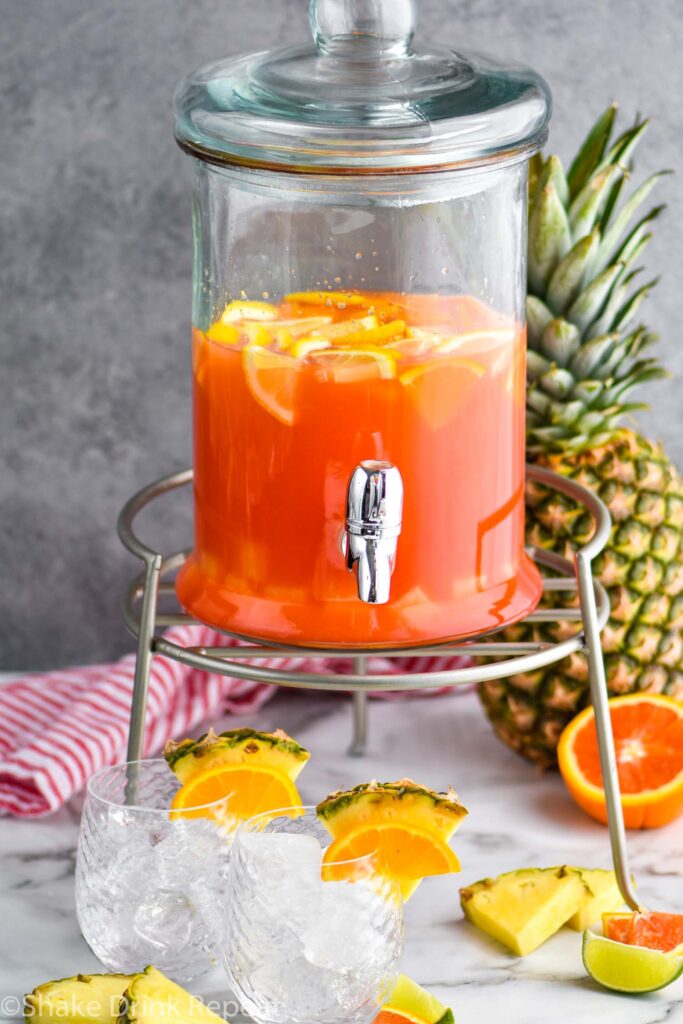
(317, 778, 468, 842)
(164, 726, 310, 784)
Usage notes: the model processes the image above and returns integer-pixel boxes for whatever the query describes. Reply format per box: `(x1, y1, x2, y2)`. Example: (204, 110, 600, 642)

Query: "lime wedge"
(582, 930, 683, 993)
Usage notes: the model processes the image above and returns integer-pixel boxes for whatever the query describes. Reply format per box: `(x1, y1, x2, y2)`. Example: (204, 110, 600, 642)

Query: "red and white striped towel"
(0, 624, 468, 818)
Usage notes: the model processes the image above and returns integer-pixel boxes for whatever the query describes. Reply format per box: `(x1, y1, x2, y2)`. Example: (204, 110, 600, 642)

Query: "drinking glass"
(75, 759, 233, 981)
(223, 806, 404, 1024)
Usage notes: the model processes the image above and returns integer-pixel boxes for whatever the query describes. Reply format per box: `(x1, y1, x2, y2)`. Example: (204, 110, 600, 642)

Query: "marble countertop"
(1, 688, 681, 1023)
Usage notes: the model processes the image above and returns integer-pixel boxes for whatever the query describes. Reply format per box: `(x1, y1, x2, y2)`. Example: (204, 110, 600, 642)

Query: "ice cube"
(302, 879, 385, 971)
(104, 833, 158, 898)
(239, 831, 322, 882)
(154, 817, 229, 889)
(249, 955, 336, 1019)
(132, 889, 197, 951)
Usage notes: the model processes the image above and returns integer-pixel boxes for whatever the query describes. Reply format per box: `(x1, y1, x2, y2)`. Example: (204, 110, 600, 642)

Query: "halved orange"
(169, 763, 303, 824)
(558, 694, 683, 829)
(322, 822, 461, 900)
(603, 912, 683, 954)
(242, 343, 299, 425)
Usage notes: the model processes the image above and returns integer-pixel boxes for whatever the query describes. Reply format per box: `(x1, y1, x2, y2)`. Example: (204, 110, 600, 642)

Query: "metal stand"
(118, 464, 640, 910)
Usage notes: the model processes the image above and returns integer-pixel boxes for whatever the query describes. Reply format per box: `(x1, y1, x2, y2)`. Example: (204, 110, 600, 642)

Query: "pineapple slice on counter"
(25, 968, 225, 1024)
(25, 974, 134, 1024)
(119, 967, 223, 1024)
(460, 866, 590, 956)
(317, 778, 469, 842)
(164, 727, 310, 784)
(567, 868, 626, 930)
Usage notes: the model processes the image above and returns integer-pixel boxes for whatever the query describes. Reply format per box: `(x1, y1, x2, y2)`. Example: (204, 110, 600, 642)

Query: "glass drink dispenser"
(173, 0, 551, 647)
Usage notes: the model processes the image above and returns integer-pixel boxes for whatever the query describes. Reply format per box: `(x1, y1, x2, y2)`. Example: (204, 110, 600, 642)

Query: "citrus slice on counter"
(603, 912, 683, 954)
(310, 347, 397, 383)
(170, 763, 303, 824)
(400, 357, 486, 429)
(242, 343, 299, 424)
(557, 693, 683, 829)
(321, 822, 461, 900)
(582, 930, 683, 993)
(375, 974, 454, 1024)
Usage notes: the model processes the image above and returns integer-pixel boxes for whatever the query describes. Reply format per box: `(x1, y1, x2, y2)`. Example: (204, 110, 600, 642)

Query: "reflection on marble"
(0, 690, 681, 1022)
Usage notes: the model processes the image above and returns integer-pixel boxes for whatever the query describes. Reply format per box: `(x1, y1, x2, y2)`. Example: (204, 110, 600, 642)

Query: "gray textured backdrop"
(2, 0, 682, 670)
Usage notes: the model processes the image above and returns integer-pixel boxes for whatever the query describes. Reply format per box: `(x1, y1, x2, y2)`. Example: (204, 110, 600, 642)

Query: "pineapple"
(25, 974, 133, 1024)
(118, 967, 224, 1024)
(164, 726, 310, 783)
(460, 866, 590, 956)
(316, 778, 468, 841)
(480, 105, 683, 766)
(567, 868, 625, 931)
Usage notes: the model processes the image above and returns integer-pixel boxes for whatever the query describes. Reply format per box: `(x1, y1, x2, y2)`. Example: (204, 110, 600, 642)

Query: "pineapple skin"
(316, 779, 469, 841)
(481, 429, 683, 767)
(164, 727, 310, 783)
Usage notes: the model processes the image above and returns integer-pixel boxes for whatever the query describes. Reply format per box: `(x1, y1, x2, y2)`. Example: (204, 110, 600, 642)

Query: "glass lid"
(174, 0, 551, 174)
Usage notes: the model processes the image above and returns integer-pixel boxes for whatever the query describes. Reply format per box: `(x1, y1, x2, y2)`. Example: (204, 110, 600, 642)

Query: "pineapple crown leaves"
(527, 103, 671, 454)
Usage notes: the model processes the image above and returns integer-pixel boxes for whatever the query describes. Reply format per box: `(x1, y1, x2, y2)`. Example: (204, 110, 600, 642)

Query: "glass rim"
(235, 803, 394, 872)
(85, 757, 235, 816)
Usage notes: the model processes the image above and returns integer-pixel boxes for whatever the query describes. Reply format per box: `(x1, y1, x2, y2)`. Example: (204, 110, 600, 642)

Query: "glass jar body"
(176, 161, 542, 646)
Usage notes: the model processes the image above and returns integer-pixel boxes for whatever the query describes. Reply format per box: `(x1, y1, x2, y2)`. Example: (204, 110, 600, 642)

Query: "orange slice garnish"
(170, 763, 303, 823)
(242, 343, 299, 425)
(322, 822, 460, 901)
(558, 694, 683, 829)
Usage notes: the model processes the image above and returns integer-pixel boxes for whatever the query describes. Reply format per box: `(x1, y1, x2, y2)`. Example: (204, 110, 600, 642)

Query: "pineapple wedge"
(460, 866, 590, 956)
(164, 727, 310, 784)
(25, 974, 133, 1024)
(317, 779, 468, 842)
(567, 869, 626, 931)
(119, 967, 223, 1024)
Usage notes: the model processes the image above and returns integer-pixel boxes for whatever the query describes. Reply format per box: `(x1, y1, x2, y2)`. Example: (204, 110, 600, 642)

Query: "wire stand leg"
(125, 553, 162, 804)
(349, 657, 369, 757)
(576, 552, 641, 911)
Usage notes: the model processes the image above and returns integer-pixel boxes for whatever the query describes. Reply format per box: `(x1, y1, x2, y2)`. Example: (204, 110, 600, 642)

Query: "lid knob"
(310, 0, 416, 59)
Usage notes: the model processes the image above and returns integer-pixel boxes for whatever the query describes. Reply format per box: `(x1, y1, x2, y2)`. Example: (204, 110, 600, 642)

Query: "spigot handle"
(344, 461, 403, 605)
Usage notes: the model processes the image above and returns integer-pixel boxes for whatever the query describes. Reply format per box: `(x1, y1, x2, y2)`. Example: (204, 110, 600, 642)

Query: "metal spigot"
(344, 461, 403, 604)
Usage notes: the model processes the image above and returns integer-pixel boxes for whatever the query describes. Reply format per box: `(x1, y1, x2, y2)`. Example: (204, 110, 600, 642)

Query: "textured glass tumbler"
(75, 759, 233, 981)
(223, 807, 404, 1024)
